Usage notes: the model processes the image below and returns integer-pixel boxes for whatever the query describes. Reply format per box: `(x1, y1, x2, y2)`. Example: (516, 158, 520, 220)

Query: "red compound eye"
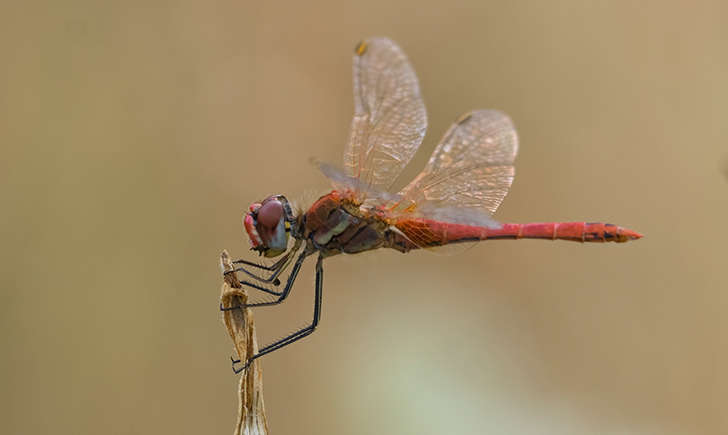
(258, 199, 283, 228)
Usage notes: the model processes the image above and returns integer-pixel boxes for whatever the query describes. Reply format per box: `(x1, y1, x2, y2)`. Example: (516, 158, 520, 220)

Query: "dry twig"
(220, 250, 269, 435)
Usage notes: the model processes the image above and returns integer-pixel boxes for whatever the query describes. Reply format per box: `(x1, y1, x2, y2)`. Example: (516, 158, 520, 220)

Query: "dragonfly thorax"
(243, 194, 296, 258)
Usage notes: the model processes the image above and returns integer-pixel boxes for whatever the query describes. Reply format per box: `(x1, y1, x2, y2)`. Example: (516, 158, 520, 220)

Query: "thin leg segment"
(231, 253, 324, 374)
(219, 250, 308, 311)
(227, 240, 302, 283)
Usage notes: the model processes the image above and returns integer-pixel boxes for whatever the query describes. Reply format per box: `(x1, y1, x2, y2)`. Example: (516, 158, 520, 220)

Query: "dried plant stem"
(220, 250, 269, 435)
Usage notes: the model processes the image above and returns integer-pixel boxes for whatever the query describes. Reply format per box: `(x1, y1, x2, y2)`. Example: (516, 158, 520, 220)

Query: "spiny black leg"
(220, 245, 300, 303)
(227, 257, 287, 284)
(232, 245, 294, 270)
(231, 258, 281, 271)
(230, 356, 243, 374)
(232, 254, 324, 374)
(219, 276, 287, 310)
(219, 280, 283, 313)
(227, 241, 302, 284)
(220, 250, 308, 312)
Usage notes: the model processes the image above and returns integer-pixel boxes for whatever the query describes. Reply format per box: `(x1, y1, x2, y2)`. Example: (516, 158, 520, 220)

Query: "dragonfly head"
(244, 195, 294, 257)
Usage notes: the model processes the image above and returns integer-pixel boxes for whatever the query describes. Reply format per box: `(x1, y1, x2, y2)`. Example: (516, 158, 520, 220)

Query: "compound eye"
(257, 199, 283, 228)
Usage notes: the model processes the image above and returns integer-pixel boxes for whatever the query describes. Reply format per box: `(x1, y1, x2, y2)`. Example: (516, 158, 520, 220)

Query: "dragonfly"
(222, 37, 642, 373)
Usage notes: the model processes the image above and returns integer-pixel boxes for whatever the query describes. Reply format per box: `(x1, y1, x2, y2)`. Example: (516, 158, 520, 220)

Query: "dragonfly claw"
(231, 356, 250, 374)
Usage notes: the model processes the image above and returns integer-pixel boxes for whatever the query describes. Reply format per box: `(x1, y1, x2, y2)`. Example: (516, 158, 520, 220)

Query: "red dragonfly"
(223, 37, 642, 373)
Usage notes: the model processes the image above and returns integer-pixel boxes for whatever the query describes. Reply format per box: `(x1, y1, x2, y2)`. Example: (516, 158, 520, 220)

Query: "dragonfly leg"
(220, 250, 308, 312)
(225, 240, 302, 284)
(219, 255, 295, 302)
(219, 279, 284, 306)
(230, 254, 324, 374)
(230, 356, 244, 374)
(231, 256, 285, 271)
(227, 257, 286, 285)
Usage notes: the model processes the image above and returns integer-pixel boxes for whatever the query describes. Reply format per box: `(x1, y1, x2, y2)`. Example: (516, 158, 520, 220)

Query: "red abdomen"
(392, 219, 642, 250)
(485, 222, 642, 243)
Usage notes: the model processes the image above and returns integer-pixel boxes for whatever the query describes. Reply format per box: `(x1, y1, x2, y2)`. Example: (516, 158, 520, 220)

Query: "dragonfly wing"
(317, 160, 402, 203)
(345, 37, 427, 194)
(396, 109, 518, 222)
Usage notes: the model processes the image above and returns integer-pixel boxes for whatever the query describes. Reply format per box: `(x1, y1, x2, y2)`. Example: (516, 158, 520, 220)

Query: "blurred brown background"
(2, 1, 726, 434)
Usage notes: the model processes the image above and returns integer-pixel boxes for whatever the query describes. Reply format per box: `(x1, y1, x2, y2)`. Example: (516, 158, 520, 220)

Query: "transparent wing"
(317, 160, 402, 204)
(344, 37, 427, 195)
(396, 109, 518, 221)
